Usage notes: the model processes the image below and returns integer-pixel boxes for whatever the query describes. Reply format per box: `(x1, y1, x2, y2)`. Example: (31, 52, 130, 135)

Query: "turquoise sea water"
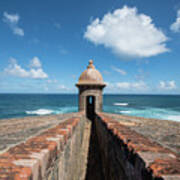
(0, 94, 180, 122)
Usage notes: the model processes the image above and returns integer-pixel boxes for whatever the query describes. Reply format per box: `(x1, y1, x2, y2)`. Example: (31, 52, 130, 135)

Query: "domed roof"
(76, 60, 105, 86)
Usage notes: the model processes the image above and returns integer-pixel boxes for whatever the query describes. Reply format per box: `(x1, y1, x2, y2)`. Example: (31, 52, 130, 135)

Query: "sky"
(0, 0, 180, 94)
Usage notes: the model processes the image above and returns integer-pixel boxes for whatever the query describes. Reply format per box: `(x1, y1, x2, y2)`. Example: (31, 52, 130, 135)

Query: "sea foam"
(26, 106, 78, 116)
(26, 109, 53, 115)
(120, 110, 131, 114)
(165, 115, 180, 122)
(114, 103, 128, 106)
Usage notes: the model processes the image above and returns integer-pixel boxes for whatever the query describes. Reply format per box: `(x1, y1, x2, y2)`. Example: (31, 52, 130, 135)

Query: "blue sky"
(0, 0, 180, 94)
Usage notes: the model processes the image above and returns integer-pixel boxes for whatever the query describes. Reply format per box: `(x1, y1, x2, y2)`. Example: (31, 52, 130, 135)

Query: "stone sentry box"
(76, 60, 106, 113)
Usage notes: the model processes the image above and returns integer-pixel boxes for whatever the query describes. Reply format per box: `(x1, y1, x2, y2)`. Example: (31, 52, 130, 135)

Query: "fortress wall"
(0, 112, 91, 180)
(95, 113, 180, 180)
(0, 112, 180, 180)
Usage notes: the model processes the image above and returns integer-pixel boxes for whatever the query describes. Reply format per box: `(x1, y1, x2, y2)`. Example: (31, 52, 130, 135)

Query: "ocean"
(0, 94, 180, 122)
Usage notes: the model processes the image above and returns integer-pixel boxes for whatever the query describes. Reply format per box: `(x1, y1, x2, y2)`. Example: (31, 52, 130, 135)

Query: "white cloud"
(4, 58, 29, 77)
(104, 81, 114, 88)
(159, 80, 176, 90)
(30, 57, 42, 68)
(3, 12, 19, 23)
(84, 6, 169, 58)
(105, 81, 148, 91)
(3, 12, 24, 36)
(116, 81, 148, 90)
(4, 57, 48, 79)
(111, 66, 127, 75)
(116, 82, 130, 89)
(170, 10, 180, 32)
(13, 27, 24, 36)
(29, 68, 48, 79)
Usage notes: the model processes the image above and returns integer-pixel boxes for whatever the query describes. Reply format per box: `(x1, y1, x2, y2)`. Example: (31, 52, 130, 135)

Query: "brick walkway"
(0, 113, 77, 153)
(103, 113, 180, 155)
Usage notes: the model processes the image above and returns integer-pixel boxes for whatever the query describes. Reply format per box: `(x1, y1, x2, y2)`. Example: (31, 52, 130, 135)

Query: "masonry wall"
(0, 112, 180, 180)
(0, 113, 91, 180)
(48, 115, 91, 180)
(95, 113, 180, 180)
(78, 86, 103, 112)
(94, 114, 149, 180)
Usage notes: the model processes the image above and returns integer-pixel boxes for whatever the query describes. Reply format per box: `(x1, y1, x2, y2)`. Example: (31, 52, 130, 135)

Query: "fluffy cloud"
(4, 57, 48, 79)
(159, 80, 176, 90)
(28, 68, 48, 79)
(4, 59, 29, 78)
(3, 12, 24, 36)
(13, 27, 24, 36)
(3, 12, 19, 23)
(84, 6, 169, 58)
(111, 66, 126, 75)
(170, 10, 180, 32)
(30, 57, 42, 68)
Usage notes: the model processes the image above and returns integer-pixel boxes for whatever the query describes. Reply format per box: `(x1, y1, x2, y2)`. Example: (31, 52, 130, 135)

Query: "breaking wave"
(114, 103, 128, 106)
(119, 110, 131, 114)
(26, 109, 54, 115)
(118, 107, 180, 122)
(163, 115, 180, 122)
(25, 106, 78, 116)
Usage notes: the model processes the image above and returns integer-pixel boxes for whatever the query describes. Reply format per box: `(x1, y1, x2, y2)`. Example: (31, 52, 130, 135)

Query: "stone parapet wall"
(0, 113, 79, 152)
(96, 113, 180, 180)
(0, 112, 91, 180)
(0, 112, 180, 180)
